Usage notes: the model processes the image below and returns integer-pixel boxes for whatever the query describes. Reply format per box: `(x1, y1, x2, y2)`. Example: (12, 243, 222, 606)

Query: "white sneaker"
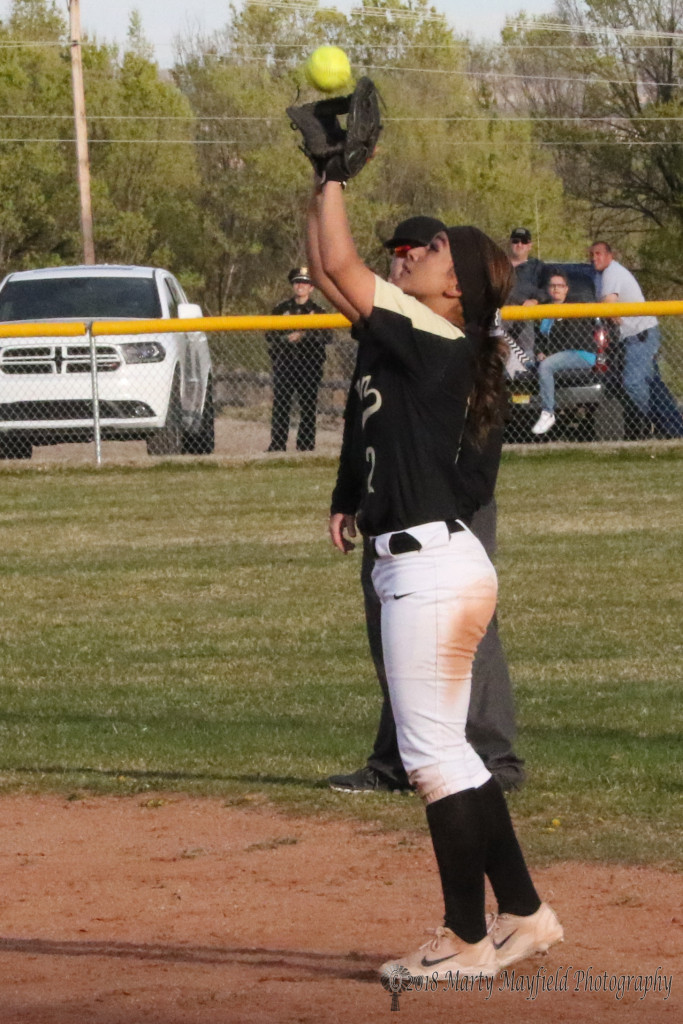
(380, 928, 498, 982)
(490, 902, 564, 969)
(531, 410, 556, 434)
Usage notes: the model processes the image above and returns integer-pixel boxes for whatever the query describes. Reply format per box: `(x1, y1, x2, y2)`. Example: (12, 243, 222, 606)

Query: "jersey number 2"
(365, 446, 376, 493)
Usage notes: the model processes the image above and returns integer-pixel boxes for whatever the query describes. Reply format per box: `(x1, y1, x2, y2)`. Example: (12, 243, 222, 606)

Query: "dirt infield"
(27, 416, 344, 466)
(0, 795, 679, 1023)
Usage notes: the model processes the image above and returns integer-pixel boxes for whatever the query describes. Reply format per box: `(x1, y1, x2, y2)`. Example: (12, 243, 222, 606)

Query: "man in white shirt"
(589, 241, 658, 434)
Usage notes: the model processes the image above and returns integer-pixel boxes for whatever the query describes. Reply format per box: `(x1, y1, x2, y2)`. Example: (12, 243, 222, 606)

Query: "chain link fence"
(503, 313, 683, 442)
(0, 311, 681, 463)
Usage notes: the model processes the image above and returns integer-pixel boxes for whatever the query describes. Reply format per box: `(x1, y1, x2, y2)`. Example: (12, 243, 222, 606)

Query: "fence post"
(87, 321, 102, 466)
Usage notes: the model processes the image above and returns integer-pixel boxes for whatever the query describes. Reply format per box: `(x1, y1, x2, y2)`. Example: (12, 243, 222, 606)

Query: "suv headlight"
(121, 341, 166, 363)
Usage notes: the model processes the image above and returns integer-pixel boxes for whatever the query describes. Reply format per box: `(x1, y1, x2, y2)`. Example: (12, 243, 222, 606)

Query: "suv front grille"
(0, 400, 154, 421)
(0, 344, 121, 374)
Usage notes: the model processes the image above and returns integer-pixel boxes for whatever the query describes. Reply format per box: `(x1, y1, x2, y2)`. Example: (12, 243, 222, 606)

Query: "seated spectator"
(532, 269, 597, 435)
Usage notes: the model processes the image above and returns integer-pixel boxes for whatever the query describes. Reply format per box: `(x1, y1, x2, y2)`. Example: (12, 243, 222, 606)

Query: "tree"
(0, 2, 201, 277)
(88, 16, 200, 269)
(0, 1, 78, 267)
(498, 0, 683, 286)
(173, 0, 578, 311)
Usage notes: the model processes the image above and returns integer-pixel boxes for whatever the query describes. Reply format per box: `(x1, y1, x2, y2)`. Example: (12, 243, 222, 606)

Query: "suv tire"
(182, 374, 215, 455)
(146, 369, 183, 456)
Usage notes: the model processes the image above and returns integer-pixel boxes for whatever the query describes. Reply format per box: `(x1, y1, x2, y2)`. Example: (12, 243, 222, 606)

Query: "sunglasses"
(511, 238, 531, 244)
(392, 244, 417, 257)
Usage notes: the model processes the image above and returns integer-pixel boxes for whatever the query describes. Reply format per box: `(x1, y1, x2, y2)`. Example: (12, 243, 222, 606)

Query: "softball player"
(328, 216, 525, 795)
(306, 181, 563, 980)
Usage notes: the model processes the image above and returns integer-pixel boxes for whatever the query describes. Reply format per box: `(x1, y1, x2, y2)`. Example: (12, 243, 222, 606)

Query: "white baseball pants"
(371, 521, 498, 804)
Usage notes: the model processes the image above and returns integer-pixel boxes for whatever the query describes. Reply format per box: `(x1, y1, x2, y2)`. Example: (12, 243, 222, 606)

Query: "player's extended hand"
(329, 512, 357, 554)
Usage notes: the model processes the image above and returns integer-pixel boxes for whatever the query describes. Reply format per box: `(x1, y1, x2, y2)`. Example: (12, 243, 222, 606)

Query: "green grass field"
(0, 445, 680, 868)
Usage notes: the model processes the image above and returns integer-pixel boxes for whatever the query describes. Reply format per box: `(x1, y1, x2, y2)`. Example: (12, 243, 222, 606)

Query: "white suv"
(0, 265, 214, 458)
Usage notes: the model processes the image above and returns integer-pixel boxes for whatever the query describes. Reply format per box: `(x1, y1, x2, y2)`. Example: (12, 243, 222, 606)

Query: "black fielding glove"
(287, 77, 382, 184)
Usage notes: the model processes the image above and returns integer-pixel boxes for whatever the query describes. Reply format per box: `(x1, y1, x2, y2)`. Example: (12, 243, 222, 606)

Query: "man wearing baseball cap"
(326, 216, 525, 794)
(508, 227, 546, 305)
(265, 267, 332, 451)
(506, 227, 546, 353)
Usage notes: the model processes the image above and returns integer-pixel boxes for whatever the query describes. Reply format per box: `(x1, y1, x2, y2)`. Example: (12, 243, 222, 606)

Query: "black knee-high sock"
(426, 789, 488, 943)
(477, 777, 541, 917)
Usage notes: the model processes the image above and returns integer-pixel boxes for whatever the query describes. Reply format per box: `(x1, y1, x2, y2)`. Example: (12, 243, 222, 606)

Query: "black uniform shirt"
(265, 296, 331, 362)
(509, 256, 546, 304)
(348, 277, 503, 537)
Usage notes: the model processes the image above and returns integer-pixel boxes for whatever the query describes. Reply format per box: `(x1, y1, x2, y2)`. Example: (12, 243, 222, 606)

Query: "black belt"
(372, 520, 465, 557)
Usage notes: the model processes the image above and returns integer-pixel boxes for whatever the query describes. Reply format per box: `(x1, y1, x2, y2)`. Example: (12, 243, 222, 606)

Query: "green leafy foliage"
(3, 1, 683, 302)
(0, 0, 581, 310)
(0, 0, 200, 272)
(499, 0, 683, 285)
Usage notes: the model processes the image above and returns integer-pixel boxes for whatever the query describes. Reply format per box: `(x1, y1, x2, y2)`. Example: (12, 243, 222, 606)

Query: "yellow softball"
(305, 46, 352, 93)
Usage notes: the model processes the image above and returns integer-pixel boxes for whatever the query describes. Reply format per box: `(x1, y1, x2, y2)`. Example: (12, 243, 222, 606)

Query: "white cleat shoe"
(490, 902, 564, 969)
(531, 410, 556, 434)
(380, 927, 498, 982)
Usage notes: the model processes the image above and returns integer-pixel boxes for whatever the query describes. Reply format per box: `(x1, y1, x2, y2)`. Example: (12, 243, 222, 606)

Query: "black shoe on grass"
(327, 765, 411, 793)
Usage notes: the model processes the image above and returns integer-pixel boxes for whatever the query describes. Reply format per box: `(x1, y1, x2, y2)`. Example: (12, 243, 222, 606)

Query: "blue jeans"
(538, 350, 596, 412)
(623, 326, 660, 414)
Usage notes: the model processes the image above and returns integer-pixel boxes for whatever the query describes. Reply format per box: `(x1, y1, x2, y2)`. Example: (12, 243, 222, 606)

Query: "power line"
(4, 113, 683, 124)
(0, 40, 65, 47)
(511, 18, 683, 41)
(172, 49, 683, 90)
(0, 138, 236, 144)
(2, 33, 683, 67)
(367, 61, 682, 88)
(244, 0, 449, 23)
(4, 37, 678, 56)
(2, 33, 682, 91)
(0, 136, 681, 147)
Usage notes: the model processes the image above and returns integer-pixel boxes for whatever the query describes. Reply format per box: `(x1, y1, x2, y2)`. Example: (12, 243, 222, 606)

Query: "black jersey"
(351, 276, 503, 537)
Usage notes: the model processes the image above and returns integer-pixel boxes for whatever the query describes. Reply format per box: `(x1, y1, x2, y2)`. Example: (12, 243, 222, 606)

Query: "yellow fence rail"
(0, 304, 679, 464)
(2, 300, 683, 339)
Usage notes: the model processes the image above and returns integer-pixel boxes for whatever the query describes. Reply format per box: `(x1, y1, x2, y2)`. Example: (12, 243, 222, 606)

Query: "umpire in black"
(265, 267, 332, 451)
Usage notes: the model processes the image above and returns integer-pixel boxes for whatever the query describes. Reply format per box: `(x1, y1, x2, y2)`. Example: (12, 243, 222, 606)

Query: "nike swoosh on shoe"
(492, 930, 517, 950)
(421, 954, 459, 968)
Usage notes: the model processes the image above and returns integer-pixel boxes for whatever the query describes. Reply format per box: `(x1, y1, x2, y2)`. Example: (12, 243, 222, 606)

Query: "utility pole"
(69, 0, 95, 264)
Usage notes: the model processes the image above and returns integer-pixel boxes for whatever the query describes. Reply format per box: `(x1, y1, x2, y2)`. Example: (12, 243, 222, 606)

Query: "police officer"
(265, 267, 332, 451)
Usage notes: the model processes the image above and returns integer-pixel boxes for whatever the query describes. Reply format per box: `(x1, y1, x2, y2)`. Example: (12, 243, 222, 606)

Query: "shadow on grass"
(1, 764, 330, 788)
(0, 936, 379, 982)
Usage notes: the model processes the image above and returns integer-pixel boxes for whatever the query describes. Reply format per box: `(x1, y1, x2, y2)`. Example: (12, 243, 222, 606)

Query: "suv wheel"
(182, 374, 215, 455)
(146, 369, 182, 456)
(0, 433, 33, 460)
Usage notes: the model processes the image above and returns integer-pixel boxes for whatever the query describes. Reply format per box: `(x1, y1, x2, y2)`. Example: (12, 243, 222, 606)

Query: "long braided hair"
(446, 226, 513, 445)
